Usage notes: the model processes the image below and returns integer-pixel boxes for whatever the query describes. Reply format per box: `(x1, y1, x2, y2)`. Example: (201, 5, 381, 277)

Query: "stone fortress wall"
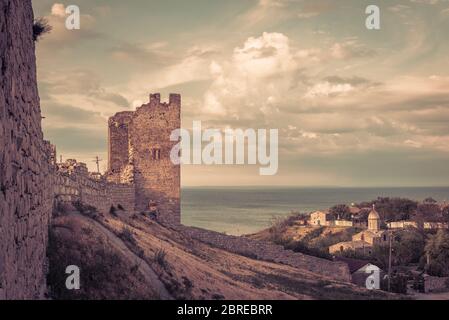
(50, 92, 182, 221)
(49, 155, 351, 282)
(0, 0, 352, 299)
(177, 226, 351, 282)
(53, 160, 135, 214)
(0, 0, 53, 299)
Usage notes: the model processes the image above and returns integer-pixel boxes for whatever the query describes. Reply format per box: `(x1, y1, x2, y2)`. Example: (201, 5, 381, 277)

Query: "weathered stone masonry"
(0, 0, 52, 299)
(0, 1, 351, 299)
(51, 92, 182, 221)
(107, 94, 181, 224)
(53, 159, 135, 214)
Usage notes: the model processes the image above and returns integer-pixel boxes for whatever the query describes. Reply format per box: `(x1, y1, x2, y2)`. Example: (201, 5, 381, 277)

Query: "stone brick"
(0, 0, 52, 299)
(106, 94, 181, 224)
(53, 159, 136, 214)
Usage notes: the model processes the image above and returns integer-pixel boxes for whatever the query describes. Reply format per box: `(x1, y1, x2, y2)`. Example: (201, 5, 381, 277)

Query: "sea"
(181, 186, 449, 236)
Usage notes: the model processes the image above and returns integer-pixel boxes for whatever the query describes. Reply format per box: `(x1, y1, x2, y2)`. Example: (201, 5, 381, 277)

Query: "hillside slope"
(248, 218, 362, 259)
(47, 208, 392, 300)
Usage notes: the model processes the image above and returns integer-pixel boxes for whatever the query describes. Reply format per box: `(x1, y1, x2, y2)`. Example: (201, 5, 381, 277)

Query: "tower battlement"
(148, 93, 181, 107)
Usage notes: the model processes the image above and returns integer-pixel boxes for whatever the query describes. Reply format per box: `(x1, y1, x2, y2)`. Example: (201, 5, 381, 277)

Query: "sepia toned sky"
(33, 0, 449, 187)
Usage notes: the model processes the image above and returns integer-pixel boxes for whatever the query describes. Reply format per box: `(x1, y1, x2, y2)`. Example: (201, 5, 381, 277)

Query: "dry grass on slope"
(47, 215, 164, 300)
(47, 209, 393, 300)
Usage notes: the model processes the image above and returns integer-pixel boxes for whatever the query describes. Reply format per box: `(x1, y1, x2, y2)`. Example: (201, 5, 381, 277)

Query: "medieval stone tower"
(107, 93, 181, 224)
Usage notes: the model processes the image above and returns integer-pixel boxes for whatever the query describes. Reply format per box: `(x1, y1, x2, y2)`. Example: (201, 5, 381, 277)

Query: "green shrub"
(268, 212, 307, 241)
(424, 229, 449, 277)
(278, 238, 332, 260)
(47, 226, 155, 300)
(118, 227, 137, 246)
(154, 249, 168, 268)
(33, 17, 52, 41)
(381, 272, 408, 294)
(412, 274, 425, 293)
(110, 205, 117, 216)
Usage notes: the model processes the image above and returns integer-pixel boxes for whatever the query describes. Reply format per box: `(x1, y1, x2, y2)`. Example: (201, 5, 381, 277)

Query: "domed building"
(329, 205, 390, 255)
(368, 206, 381, 231)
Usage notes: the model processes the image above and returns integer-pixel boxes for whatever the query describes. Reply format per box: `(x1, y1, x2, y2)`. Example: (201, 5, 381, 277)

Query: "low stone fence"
(330, 220, 353, 227)
(424, 275, 449, 293)
(177, 226, 351, 282)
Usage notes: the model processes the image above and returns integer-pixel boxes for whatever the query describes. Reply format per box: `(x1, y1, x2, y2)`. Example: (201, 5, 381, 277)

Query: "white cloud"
(304, 82, 354, 98)
(51, 3, 66, 17)
(409, 0, 445, 4)
(405, 139, 423, 148)
(202, 32, 298, 118)
(38, 5, 97, 46)
(330, 39, 375, 60)
(301, 131, 318, 139)
(123, 51, 213, 102)
(297, 11, 320, 19)
(232, 32, 295, 76)
(388, 4, 411, 12)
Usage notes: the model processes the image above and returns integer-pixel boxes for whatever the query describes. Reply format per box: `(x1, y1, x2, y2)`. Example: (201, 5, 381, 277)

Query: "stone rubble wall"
(177, 226, 351, 282)
(53, 173, 135, 214)
(424, 275, 449, 293)
(0, 0, 53, 299)
(53, 174, 81, 203)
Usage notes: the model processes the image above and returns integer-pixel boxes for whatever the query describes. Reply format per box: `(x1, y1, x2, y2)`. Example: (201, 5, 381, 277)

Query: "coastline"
(182, 186, 449, 235)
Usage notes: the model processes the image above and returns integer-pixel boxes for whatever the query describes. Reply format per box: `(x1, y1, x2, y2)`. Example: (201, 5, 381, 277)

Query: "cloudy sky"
(33, 0, 449, 187)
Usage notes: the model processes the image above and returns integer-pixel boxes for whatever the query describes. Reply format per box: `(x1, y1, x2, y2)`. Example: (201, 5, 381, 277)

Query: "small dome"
(368, 205, 380, 220)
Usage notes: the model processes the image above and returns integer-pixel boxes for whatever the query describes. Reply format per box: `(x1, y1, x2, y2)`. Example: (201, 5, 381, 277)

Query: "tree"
(424, 229, 449, 277)
(370, 244, 390, 270)
(356, 230, 425, 269)
(414, 202, 441, 223)
(329, 204, 352, 220)
(357, 197, 418, 222)
(442, 206, 449, 224)
(424, 197, 437, 204)
(393, 228, 426, 265)
(381, 272, 408, 294)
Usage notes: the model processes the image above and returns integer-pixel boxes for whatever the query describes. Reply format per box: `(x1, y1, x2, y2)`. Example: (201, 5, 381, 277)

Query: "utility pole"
(388, 230, 393, 292)
(60, 155, 63, 163)
(92, 156, 102, 173)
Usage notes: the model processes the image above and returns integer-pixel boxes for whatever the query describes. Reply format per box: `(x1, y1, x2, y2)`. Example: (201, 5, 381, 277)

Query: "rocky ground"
(47, 206, 394, 300)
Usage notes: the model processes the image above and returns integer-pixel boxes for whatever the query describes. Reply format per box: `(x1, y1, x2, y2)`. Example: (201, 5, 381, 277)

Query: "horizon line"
(181, 185, 449, 189)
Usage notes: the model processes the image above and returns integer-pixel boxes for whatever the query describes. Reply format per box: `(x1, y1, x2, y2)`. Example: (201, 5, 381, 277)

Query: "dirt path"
(68, 213, 173, 299)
